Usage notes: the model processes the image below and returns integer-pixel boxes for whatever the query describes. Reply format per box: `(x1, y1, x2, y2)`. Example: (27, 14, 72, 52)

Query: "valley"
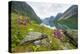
(9, 1, 78, 53)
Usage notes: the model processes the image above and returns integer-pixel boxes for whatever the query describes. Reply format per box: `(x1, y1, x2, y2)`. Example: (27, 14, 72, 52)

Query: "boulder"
(20, 32, 48, 45)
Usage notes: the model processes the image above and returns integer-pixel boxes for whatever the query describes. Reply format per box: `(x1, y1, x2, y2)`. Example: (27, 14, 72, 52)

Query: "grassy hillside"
(11, 13, 77, 52)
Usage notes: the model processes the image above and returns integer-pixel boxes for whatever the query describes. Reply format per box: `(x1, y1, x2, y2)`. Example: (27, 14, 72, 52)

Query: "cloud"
(27, 2, 72, 19)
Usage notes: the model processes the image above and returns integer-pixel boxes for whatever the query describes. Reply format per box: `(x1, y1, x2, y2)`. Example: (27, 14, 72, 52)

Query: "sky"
(27, 2, 72, 19)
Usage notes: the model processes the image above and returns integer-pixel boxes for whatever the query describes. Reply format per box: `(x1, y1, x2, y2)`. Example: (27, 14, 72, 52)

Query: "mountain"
(42, 5, 78, 30)
(49, 16, 55, 26)
(54, 5, 78, 30)
(42, 16, 55, 26)
(54, 13, 63, 21)
(42, 18, 50, 25)
(58, 5, 78, 21)
(10, 1, 42, 24)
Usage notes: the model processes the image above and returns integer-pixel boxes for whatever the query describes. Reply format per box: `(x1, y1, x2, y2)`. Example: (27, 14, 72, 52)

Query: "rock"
(20, 32, 48, 45)
(33, 40, 41, 46)
(41, 38, 51, 49)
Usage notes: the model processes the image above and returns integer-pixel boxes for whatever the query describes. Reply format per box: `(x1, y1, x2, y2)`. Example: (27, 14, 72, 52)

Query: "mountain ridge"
(10, 1, 42, 24)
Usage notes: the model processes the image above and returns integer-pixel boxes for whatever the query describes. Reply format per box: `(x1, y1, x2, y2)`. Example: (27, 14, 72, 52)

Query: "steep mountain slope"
(10, 1, 42, 24)
(54, 13, 63, 21)
(54, 5, 78, 30)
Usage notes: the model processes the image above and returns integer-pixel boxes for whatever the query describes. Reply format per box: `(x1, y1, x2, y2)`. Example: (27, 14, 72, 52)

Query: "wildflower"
(53, 29, 63, 39)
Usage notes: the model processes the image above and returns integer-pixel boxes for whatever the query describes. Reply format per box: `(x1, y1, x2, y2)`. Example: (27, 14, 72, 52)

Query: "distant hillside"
(10, 1, 42, 24)
(54, 13, 63, 21)
(42, 16, 55, 26)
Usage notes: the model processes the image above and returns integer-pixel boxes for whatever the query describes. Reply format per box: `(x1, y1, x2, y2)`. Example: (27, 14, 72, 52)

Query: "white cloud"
(27, 2, 72, 19)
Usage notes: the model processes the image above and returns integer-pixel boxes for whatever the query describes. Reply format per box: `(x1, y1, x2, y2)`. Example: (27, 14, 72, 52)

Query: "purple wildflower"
(54, 29, 62, 39)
